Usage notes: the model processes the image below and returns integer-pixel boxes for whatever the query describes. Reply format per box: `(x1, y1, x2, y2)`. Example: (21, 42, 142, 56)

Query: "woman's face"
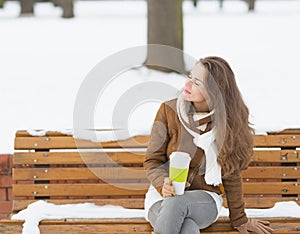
(182, 63, 208, 103)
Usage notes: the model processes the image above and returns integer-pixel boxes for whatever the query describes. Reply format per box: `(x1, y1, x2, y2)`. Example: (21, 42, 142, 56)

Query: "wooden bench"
(0, 129, 300, 233)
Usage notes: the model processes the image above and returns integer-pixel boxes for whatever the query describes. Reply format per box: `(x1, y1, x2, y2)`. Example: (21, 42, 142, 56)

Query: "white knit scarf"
(176, 95, 222, 186)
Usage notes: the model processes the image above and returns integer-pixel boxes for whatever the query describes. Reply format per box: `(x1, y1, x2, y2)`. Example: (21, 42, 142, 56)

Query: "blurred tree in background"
(0, 0, 4, 8)
(146, 0, 185, 73)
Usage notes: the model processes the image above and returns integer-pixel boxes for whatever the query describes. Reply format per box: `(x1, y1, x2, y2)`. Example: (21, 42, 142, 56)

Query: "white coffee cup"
(169, 151, 191, 195)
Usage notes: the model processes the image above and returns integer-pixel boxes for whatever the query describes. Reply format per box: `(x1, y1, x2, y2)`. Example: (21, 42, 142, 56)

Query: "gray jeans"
(148, 190, 218, 234)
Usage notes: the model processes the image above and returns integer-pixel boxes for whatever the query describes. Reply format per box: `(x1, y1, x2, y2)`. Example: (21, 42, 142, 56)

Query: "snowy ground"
(1, 1, 300, 153)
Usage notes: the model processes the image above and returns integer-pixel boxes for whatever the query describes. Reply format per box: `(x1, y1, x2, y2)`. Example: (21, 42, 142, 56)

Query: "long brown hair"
(200, 56, 254, 176)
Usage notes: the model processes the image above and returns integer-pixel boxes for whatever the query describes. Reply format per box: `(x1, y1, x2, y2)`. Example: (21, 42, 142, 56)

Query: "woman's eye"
(195, 80, 201, 86)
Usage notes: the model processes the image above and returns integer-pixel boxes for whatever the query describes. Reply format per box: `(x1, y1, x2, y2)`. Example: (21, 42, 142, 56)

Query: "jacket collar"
(177, 97, 214, 133)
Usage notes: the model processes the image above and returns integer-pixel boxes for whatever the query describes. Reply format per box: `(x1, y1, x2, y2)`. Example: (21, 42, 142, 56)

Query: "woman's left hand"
(236, 218, 273, 234)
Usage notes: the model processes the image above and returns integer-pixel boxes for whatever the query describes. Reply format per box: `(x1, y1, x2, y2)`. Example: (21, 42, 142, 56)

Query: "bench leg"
(20, 0, 34, 16)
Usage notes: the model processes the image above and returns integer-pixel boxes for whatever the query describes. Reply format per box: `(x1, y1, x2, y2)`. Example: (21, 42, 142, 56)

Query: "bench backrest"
(12, 129, 300, 213)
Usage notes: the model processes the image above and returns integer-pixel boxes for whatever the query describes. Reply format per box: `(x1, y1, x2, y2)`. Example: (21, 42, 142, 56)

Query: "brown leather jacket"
(143, 99, 248, 227)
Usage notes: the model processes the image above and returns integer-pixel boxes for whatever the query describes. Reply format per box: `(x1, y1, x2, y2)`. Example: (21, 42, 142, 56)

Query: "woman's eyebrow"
(189, 72, 201, 80)
(189, 73, 202, 82)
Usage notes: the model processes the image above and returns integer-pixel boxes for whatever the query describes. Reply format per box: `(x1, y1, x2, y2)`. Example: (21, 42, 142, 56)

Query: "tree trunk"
(146, 0, 185, 73)
(193, 0, 197, 7)
(248, 0, 255, 11)
(61, 0, 74, 18)
(52, 0, 74, 18)
(20, 0, 34, 16)
(0, 0, 5, 9)
(219, 0, 224, 9)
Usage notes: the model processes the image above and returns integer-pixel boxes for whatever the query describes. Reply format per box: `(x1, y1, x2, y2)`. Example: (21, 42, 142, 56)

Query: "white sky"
(1, 1, 300, 153)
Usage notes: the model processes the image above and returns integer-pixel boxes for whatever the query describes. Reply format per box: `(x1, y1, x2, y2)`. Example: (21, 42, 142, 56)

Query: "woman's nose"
(185, 78, 192, 87)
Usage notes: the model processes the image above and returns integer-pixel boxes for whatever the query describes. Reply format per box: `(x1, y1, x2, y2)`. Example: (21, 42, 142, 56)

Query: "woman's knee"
(161, 196, 188, 215)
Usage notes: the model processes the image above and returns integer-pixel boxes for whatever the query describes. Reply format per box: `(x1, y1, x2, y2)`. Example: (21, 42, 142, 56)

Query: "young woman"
(143, 56, 273, 234)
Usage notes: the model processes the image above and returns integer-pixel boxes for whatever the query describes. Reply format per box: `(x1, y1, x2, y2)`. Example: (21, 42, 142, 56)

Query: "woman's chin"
(182, 93, 191, 101)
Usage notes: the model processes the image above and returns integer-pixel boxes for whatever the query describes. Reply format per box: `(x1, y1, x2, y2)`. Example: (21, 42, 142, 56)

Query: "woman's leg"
(148, 190, 218, 234)
(182, 190, 218, 229)
(148, 200, 163, 229)
(180, 218, 200, 234)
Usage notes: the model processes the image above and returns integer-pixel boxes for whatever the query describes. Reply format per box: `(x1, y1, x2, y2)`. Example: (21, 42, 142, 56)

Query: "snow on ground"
(1, 1, 300, 153)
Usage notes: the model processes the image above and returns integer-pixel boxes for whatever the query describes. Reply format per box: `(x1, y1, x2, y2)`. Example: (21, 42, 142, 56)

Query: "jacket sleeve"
(222, 169, 248, 228)
(143, 103, 170, 196)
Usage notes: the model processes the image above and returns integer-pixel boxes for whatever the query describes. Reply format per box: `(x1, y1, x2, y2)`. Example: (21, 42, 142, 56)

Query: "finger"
(255, 225, 274, 234)
(165, 189, 175, 196)
(162, 185, 175, 196)
(164, 184, 175, 193)
(258, 220, 270, 225)
(164, 177, 172, 185)
(163, 189, 175, 196)
(256, 220, 273, 234)
(162, 188, 173, 197)
(185, 182, 190, 188)
(252, 227, 264, 234)
(249, 219, 270, 234)
(259, 225, 274, 234)
(162, 192, 173, 198)
(237, 228, 250, 234)
(163, 190, 175, 197)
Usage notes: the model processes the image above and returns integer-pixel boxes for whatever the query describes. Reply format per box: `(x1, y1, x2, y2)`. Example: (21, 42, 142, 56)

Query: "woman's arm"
(144, 103, 170, 195)
(223, 169, 273, 233)
(222, 170, 248, 228)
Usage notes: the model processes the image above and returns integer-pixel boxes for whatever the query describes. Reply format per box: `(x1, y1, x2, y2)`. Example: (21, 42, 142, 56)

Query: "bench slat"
(252, 150, 300, 162)
(243, 182, 300, 194)
(13, 150, 300, 165)
(254, 134, 300, 147)
(0, 220, 152, 234)
(1, 217, 300, 234)
(13, 151, 145, 165)
(13, 166, 300, 181)
(241, 167, 300, 179)
(14, 136, 149, 149)
(241, 196, 300, 208)
(13, 167, 146, 180)
(14, 134, 300, 149)
(13, 182, 299, 197)
(13, 183, 149, 196)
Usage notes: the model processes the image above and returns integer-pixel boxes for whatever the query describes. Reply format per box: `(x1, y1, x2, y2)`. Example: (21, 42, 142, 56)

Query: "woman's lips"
(184, 89, 191, 94)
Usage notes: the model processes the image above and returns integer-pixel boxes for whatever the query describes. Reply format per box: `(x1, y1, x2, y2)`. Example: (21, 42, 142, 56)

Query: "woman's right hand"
(236, 218, 273, 234)
(162, 178, 191, 197)
(162, 177, 175, 197)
